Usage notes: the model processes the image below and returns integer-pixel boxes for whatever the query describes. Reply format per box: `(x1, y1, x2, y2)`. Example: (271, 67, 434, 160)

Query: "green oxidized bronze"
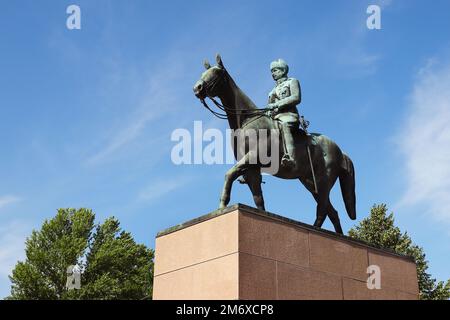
(267, 58, 301, 168)
(193, 54, 356, 234)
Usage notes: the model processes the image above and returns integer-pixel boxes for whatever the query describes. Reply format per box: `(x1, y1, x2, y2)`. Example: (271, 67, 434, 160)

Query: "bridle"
(199, 68, 270, 121)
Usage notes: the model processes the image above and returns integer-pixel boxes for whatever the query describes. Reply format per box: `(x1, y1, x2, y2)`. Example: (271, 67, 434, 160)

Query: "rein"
(199, 69, 270, 122)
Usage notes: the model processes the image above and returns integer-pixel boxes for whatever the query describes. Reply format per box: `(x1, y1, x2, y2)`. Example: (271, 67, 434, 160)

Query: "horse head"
(193, 54, 228, 100)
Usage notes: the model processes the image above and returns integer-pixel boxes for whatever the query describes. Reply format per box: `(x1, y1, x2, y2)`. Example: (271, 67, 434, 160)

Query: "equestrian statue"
(193, 54, 356, 234)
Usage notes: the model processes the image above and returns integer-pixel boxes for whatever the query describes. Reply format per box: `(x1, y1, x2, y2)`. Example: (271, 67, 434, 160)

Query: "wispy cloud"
(335, 46, 380, 77)
(335, 0, 394, 76)
(137, 176, 192, 203)
(0, 195, 21, 210)
(396, 59, 450, 224)
(0, 220, 30, 298)
(317, 2, 390, 78)
(378, 0, 393, 9)
(85, 56, 187, 166)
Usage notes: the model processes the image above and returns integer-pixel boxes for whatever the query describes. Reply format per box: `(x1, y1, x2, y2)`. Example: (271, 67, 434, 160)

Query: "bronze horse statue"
(193, 54, 356, 234)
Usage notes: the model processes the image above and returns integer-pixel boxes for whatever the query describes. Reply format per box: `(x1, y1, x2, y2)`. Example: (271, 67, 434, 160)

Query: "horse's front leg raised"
(219, 152, 253, 209)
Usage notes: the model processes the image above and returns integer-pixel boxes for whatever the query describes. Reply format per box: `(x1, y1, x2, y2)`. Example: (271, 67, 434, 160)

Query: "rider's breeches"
(281, 122, 296, 158)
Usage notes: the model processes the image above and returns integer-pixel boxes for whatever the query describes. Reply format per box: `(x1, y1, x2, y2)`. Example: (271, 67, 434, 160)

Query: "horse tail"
(339, 153, 356, 220)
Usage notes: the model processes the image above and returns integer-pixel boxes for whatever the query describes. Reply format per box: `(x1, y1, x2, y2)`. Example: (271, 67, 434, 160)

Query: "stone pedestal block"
(153, 204, 419, 300)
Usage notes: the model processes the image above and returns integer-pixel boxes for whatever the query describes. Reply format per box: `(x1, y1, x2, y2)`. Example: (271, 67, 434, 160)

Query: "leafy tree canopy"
(8, 208, 154, 300)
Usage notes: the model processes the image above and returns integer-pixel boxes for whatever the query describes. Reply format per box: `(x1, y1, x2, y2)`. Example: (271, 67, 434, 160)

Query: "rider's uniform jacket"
(268, 77, 301, 124)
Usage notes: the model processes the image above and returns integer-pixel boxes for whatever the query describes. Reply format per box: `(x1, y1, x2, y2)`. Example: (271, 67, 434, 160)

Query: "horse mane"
(222, 71, 258, 129)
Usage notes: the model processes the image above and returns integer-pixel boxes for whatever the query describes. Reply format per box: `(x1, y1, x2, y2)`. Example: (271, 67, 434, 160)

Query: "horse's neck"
(219, 75, 258, 130)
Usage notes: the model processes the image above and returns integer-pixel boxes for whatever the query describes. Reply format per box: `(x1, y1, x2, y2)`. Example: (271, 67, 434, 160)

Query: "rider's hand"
(266, 108, 279, 118)
(265, 103, 279, 118)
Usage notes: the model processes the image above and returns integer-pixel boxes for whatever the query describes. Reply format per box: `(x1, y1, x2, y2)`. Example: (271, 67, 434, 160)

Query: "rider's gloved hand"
(266, 103, 279, 117)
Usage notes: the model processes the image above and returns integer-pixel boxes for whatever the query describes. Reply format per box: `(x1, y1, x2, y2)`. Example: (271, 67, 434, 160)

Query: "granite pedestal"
(153, 204, 419, 300)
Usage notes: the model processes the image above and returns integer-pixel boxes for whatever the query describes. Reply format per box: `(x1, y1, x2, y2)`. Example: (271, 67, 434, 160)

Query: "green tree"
(8, 208, 154, 300)
(348, 204, 450, 300)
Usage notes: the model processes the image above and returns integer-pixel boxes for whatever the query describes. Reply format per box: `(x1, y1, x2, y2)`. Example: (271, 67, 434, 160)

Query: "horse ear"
(216, 53, 224, 69)
(203, 59, 211, 70)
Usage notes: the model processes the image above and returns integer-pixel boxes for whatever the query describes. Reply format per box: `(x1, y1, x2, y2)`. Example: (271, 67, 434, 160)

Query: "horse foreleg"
(243, 167, 265, 211)
(219, 153, 253, 209)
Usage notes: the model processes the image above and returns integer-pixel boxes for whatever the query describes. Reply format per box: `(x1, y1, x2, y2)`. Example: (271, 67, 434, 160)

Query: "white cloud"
(334, 0, 393, 76)
(85, 57, 187, 166)
(0, 195, 21, 210)
(379, 0, 393, 9)
(0, 220, 30, 298)
(0, 221, 28, 276)
(137, 177, 192, 203)
(335, 48, 380, 77)
(396, 60, 450, 224)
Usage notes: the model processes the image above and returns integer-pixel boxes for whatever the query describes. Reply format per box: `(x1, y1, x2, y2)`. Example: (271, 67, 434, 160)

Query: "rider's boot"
(281, 123, 296, 168)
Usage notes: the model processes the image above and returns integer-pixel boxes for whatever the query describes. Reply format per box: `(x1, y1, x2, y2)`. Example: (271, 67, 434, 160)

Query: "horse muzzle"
(193, 80, 206, 99)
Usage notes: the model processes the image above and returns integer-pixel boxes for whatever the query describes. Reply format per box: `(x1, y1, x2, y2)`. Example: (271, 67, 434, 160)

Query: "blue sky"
(1, 0, 449, 298)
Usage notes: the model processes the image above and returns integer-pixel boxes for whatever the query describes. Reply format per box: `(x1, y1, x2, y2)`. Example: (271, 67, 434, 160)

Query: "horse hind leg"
(243, 167, 265, 211)
(298, 178, 342, 234)
(313, 194, 344, 235)
(298, 178, 328, 229)
(312, 192, 328, 229)
(308, 186, 342, 234)
(327, 200, 343, 235)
